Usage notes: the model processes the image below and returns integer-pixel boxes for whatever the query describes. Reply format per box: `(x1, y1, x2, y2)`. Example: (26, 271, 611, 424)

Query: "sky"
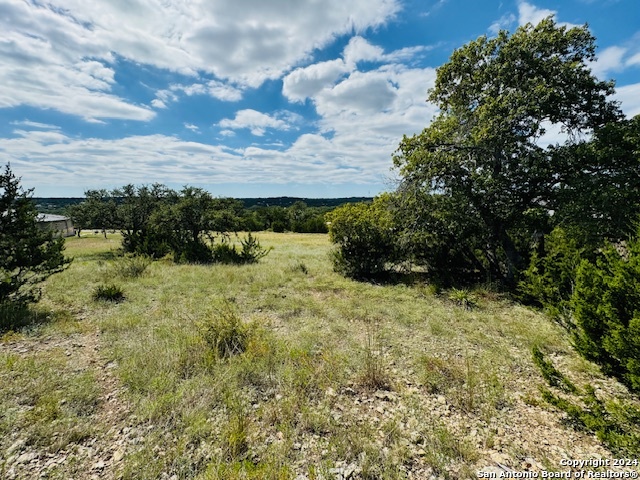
(1, 0, 639, 198)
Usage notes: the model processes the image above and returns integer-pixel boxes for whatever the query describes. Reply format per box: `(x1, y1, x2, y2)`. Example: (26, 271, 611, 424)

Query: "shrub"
(327, 196, 397, 280)
(92, 284, 125, 302)
(211, 234, 270, 265)
(201, 304, 250, 358)
(572, 237, 640, 391)
(518, 227, 584, 321)
(114, 254, 152, 278)
(238, 233, 270, 264)
(447, 288, 477, 310)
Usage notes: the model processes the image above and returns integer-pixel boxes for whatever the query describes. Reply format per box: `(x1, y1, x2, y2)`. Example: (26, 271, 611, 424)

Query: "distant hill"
(33, 196, 373, 214)
(237, 197, 372, 209)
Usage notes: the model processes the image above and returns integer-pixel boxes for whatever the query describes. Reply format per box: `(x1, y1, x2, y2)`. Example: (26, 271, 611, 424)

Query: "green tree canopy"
(0, 164, 70, 311)
(393, 18, 623, 286)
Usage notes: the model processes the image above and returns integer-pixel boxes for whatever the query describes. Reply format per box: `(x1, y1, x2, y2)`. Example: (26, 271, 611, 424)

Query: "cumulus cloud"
(517, 1, 557, 26)
(283, 60, 352, 102)
(343, 36, 386, 65)
(614, 83, 640, 118)
(218, 110, 292, 136)
(283, 36, 429, 103)
(517, 1, 578, 28)
(0, 0, 401, 122)
(489, 13, 516, 35)
(589, 46, 627, 79)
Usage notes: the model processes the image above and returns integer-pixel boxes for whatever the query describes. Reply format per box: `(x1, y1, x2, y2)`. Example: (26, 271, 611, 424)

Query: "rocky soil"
(1, 329, 638, 479)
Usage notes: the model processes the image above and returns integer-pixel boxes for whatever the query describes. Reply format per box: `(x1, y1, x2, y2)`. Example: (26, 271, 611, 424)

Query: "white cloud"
(517, 1, 557, 26)
(10, 121, 61, 130)
(614, 83, 640, 118)
(0, 2, 154, 122)
(283, 36, 429, 103)
(627, 52, 640, 67)
(169, 81, 244, 102)
(517, 1, 579, 29)
(589, 46, 627, 79)
(0, 0, 400, 121)
(283, 60, 351, 102)
(489, 13, 516, 35)
(184, 124, 200, 133)
(218, 110, 291, 136)
(343, 36, 385, 65)
(315, 71, 398, 116)
(151, 99, 167, 109)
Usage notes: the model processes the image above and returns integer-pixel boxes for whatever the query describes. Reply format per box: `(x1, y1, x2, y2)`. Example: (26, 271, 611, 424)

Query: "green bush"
(92, 283, 125, 302)
(211, 234, 270, 265)
(518, 227, 584, 320)
(572, 238, 640, 391)
(327, 196, 397, 279)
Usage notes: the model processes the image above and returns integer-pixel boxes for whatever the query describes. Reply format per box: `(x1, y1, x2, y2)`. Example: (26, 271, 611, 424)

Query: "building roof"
(37, 213, 71, 222)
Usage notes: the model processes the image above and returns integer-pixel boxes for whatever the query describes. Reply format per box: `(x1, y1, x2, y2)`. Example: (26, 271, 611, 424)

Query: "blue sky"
(1, 0, 638, 198)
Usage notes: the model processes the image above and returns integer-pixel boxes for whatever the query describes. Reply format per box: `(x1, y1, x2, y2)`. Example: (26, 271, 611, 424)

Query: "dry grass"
(1, 232, 637, 479)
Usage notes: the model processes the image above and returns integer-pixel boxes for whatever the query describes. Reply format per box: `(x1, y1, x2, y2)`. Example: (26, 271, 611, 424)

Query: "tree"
(572, 236, 640, 391)
(393, 18, 622, 286)
(551, 115, 640, 246)
(68, 189, 116, 237)
(114, 183, 175, 255)
(0, 164, 70, 322)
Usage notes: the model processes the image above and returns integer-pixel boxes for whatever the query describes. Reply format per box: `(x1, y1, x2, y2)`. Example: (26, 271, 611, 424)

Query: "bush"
(518, 227, 584, 320)
(327, 196, 397, 279)
(114, 254, 152, 278)
(211, 234, 270, 265)
(572, 237, 640, 391)
(238, 233, 270, 264)
(92, 284, 125, 302)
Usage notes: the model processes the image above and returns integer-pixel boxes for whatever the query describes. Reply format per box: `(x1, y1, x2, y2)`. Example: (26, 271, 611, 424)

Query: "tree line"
(68, 193, 331, 237)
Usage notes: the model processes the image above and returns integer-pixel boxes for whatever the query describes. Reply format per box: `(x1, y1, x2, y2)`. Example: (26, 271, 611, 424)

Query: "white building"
(37, 214, 75, 237)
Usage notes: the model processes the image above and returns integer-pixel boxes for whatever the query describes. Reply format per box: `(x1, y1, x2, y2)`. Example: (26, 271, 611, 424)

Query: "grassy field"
(1, 232, 638, 479)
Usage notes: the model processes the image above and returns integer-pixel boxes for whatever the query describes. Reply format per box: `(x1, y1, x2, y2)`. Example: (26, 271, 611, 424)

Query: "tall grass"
(3, 232, 633, 478)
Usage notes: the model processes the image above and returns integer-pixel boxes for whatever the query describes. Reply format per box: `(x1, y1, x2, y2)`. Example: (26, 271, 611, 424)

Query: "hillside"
(1, 233, 638, 479)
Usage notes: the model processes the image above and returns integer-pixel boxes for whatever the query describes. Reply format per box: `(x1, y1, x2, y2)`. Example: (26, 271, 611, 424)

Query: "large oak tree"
(393, 18, 625, 285)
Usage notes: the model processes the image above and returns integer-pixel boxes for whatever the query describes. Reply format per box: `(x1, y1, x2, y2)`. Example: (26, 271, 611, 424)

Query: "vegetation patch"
(92, 283, 125, 302)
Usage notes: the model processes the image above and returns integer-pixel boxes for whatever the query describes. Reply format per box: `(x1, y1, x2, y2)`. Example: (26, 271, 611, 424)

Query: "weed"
(291, 261, 309, 274)
(221, 393, 250, 461)
(201, 303, 250, 359)
(92, 283, 125, 302)
(359, 318, 392, 391)
(419, 423, 479, 479)
(447, 288, 477, 310)
(114, 254, 152, 278)
(417, 353, 506, 415)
